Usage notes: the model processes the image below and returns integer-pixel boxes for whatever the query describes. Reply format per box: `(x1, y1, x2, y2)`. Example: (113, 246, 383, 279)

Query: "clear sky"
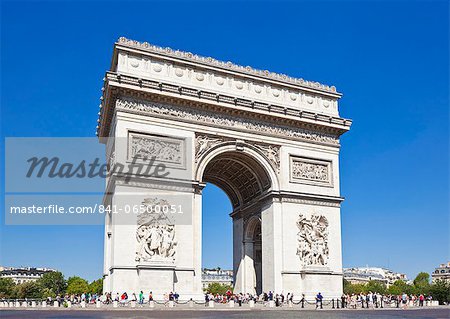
(1, 1, 448, 282)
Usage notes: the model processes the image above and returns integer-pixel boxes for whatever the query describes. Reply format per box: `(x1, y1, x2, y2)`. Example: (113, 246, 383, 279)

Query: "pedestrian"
(315, 292, 323, 309)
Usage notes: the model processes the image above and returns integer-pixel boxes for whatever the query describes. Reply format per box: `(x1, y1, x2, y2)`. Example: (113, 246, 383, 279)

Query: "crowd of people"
(340, 292, 434, 309)
(38, 290, 434, 309)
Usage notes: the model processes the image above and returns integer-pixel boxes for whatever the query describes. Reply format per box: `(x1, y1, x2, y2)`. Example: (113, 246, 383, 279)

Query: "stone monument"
(96, 37, 352, 300)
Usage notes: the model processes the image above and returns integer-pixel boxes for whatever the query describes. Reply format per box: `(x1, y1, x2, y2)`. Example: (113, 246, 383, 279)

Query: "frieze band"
(116, 98, 340, 146)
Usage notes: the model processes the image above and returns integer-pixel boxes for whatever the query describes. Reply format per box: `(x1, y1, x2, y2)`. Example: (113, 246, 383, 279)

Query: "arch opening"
(202, 151, 272, 209)
(200, 150, 271, 295)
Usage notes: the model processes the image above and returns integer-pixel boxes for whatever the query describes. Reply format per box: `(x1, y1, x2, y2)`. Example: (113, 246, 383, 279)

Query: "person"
(341, 293, 347, 308)
(120, 292, 127, 306)
(401, 292, 408, 309)
(367, 291, 374, 309)
(275, 294, 280, 307)
(139, 291, 144, 305)
(315, 292, 323, 309)
(149, 291, 153, 301)
(419, 294, 424, 307)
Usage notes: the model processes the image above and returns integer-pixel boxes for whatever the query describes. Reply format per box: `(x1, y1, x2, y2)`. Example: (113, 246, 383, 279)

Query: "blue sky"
(1, 1, 448, 282)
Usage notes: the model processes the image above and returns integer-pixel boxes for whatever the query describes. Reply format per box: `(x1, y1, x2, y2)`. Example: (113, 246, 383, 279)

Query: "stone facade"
(0, 267, 56, 284)
(97, 37, 351, 300)
(432, 262, 450, 283)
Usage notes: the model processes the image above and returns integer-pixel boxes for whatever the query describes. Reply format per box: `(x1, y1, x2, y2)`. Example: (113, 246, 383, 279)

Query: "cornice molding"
(96, 72, 351, 140)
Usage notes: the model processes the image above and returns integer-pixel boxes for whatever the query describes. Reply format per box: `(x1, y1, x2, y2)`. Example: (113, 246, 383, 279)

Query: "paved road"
(1, 308, 449, 319)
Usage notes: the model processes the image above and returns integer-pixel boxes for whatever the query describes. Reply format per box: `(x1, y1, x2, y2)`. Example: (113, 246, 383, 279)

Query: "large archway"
(197, 146, 276, 295)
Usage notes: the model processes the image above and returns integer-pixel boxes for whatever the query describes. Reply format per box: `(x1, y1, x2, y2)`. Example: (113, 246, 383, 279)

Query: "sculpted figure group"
(296, 214, 329, 267)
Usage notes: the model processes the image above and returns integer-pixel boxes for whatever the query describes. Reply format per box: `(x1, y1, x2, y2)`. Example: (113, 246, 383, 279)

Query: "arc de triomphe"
(97, 37, 351, 300)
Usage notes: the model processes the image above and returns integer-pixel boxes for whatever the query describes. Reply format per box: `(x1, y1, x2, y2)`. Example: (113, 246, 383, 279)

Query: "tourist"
(341, 293, 347, 308)
(367, 291, 374, 309)
(401, 292, 408, 309)
(148, 291, 153, 301)
(315, 292, 323, 309)
(138, 291, 144, 305)
(373, 292, 378, 308)
(204, 292, 209, 307)
(419, 294, 424, 307)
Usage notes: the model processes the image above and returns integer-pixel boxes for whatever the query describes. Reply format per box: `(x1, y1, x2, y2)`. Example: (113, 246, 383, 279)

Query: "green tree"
(15, 282, 42, 299)
(430, 279, 450, 305)
(413, 272, 431, 294)
(388, 280, 412, 295)
(343, 278, 367, 295)
(66, 276, 89, 295)
(88, 279, 103, 295)
(0, 278, 16, 298)
(366, 280, 387, 294)
(36, 271, 66, 296)
(204, 283, 233, 295)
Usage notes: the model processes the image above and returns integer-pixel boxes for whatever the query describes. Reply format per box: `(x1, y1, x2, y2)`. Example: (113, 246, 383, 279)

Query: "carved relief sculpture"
(135, 198, 177, 262)
(195, 134, 225, 162)
(296, 214, 329, 267)
(117, 99, 340, 146)
(290, 156, 332, 186)
(129, 132, 185, 168)
(254, 143, 280, 172)
(292, 161, 328, 182)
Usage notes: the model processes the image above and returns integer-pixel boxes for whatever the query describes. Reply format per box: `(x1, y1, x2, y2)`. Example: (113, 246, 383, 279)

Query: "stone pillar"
(233, 218, 244, 293)
(261, 201, 282, 293)
(243, 241, 256, 294)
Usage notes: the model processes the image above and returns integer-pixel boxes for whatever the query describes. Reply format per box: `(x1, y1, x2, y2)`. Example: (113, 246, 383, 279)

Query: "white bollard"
(269, 300, 274, 308)
(42, 301, 47, 308)
(131, 301, 136, 308)
(53, 301, 58, 308)
(289, 300, 293, 308)
(96, 300, 101, 308)
(22, 301, 28, 307)
(67, 301, 71, 308)
(15, 301, 20, 307)
(189, 300, 194, 308)
(113, 300, 118, 308)
(249, 300, 255, 308)
(168, 300, 174, 308)
(9, 302, 13, 308)
(81, 301, 86, 308)
(229, 300, 235, 308)
(31, 301, 36, 307)
(208, 300, 214, 308)
(149, 300, 155, 308)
